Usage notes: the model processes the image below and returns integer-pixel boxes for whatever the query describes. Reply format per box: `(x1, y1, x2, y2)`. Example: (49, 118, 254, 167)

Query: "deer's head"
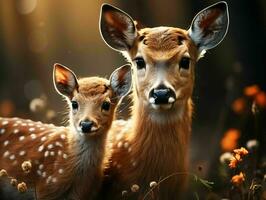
(53, 63, 132, 136)
(100, 2, 229, 117)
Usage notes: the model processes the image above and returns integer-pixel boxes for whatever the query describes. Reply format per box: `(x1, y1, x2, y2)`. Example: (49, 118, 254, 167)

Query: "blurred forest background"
(0, 0, 265, 198)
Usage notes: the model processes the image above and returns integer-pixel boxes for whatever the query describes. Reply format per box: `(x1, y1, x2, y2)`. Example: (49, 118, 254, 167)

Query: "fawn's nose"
(79, 120, 94, 134)
(149, 85, 176, 105)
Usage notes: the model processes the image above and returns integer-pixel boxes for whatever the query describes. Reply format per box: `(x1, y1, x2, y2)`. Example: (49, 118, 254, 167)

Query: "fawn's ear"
(100, 4, 137, 51)
(53, 63, 79, 98)
(188, 1, 229, 52)
(110, 64, 132, 100)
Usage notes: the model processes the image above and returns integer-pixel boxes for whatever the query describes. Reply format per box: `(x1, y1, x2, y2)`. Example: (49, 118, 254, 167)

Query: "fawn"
(99, 2, 229, 199)
(0, 63, 132, 199)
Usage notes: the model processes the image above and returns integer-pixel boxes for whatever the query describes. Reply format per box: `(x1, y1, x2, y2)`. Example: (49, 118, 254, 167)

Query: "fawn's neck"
(70, 130, 108, 174)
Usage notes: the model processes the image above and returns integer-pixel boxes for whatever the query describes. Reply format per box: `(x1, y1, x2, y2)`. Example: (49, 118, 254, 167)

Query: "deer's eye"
(179, 57, 190, 70)
(134, 57, 146, 70)
(71, 101, 79, 110)
(101, 101, 110, 111)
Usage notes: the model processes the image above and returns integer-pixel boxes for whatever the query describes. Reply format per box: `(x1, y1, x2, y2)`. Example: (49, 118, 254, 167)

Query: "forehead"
(139, 27, 188, 50)
(136, 27, 197, 60)
(76, 77, 112, 100)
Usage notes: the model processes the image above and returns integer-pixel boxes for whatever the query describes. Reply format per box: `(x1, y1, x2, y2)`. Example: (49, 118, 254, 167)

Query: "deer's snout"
(79, 120, 97, 134)
(149, 85, 176, 105)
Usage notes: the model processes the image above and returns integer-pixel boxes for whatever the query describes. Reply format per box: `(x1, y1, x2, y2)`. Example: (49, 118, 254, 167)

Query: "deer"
(99, 2, 229, 199)
(0, 63, 132, 200)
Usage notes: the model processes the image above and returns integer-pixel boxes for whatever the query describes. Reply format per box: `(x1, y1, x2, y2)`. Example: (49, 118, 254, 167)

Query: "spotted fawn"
(0, 63, 132, 199)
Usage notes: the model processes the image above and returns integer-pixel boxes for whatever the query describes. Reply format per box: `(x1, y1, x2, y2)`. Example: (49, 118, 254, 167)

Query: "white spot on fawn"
(60, 134, 66, 140)
(29, 127, 35, 132)
(13, 129, 19, 134)
(3, 140, 9, 146)
(128, 147, 132, 152)
(40, 127, 45, 131)
(58, 150, 62, 156)
(50, 151, 55, 156)
(41, 136, 47, 142)
(131, 159, 137, 167)
(37, 170, 42, 176)
(42, 171, 47, 178)
(2, 121, 9, 125)
(47, 144, 53, 149)
(3, 151, 10, 157)
(117, 141, 123, 148)
(52, 177, 57, 183)
(38, 145, 44, 152)
(63, 154, 68, 159)
(19, 151, 26, 156)
(22, 123, 27, 126)
(44, 151, 49, 157)
(39, 164, 44, 170)
(0, 129, 5, 134)
(124, 142, 129, 148)
(13, 123, 18, 127)
(46, 176, 52, 184)
(9, 154, 15, 160)
(19, 136, 25, 141)
(28, 123, 34, 126)
(58, 169, 63, 174)
(55, 141, 63, 147)
(30, 134, 36, 140)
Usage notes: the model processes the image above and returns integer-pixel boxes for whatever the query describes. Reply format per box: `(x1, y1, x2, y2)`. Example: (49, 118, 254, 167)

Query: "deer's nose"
(149, 85, 176, 105)
(79, 120, 94, 133)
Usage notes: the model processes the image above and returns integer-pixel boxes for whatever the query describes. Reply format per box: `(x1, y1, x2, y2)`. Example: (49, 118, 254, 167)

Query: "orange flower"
(228, 147, 248, 169)
(221, 129, 241, 151)
(229, 157, 238, 168)
(231, 172, 245, 186)
(232, 98, 246, 114)
(244, 85, 260, 97)
(255, 92, 266, 108)
(233, 147, 249, 157)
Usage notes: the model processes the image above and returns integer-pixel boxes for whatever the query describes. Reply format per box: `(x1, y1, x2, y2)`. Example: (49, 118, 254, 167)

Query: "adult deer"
(99, 2, 229, 199)
(0, 63, 132, 200)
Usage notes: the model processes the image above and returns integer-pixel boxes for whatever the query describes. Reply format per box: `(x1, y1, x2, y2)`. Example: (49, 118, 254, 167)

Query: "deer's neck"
(70, 131, 107, 174)
(129, 98, 192, 181)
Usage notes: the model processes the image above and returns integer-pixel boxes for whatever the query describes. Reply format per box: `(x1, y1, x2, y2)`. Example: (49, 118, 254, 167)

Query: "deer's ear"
(100, 4, 137, 51)
(53, 63, 79, 98)
(110, 64, 132, 100)
(188, 1, 229, 52)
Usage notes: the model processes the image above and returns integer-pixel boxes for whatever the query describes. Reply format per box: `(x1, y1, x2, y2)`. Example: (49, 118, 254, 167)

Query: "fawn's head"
(100, 2, 229, 116)
(53, 63, 132, 136)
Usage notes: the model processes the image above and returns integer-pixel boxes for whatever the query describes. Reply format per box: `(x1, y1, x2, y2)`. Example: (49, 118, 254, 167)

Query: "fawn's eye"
(179, 57, 190, 70)
(71, 101, 79, 110)
(101, 101, 110, 111)
(134, 57, 146, 70)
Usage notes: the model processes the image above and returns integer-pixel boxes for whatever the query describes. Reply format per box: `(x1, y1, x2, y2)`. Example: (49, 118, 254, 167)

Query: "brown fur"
(0, 77, 118, 200)
(101, 27, 198, 200)
(100, 3, 228, 199)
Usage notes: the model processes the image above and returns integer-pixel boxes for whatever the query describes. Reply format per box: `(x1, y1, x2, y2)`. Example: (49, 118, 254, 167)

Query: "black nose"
(80, 120, 93, 133)
(149, 85, 176, 104)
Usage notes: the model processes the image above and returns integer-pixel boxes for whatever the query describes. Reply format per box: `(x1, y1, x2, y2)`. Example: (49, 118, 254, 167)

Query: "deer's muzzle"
(149, 85, 176, 105)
